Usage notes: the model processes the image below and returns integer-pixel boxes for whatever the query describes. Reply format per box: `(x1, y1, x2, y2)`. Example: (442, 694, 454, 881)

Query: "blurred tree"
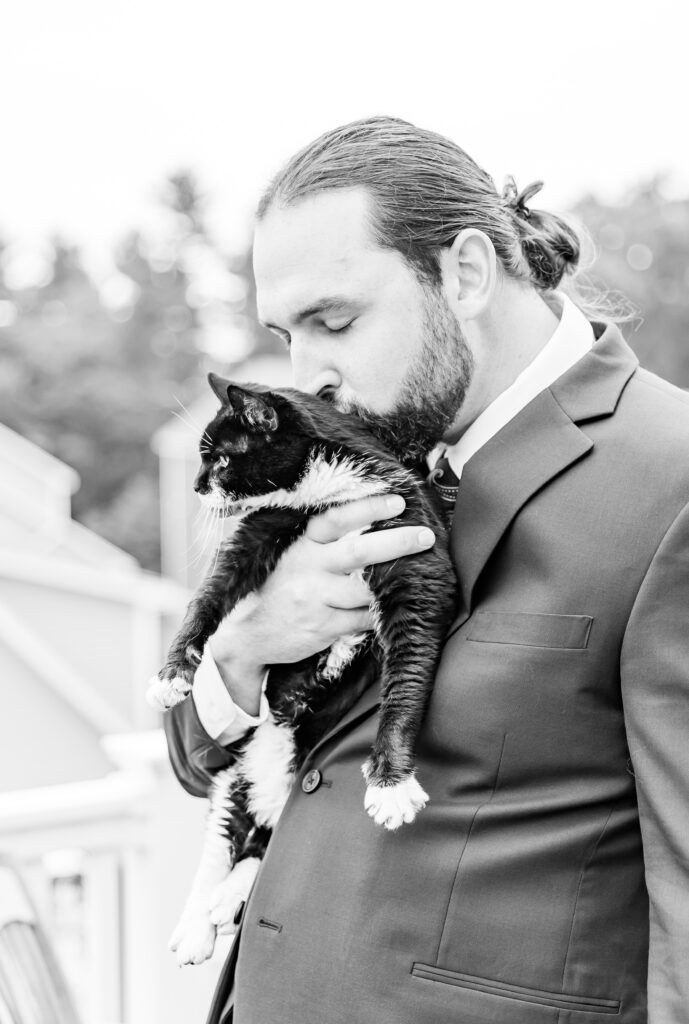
(0, 172, 280, 570)
(574, 180, 689, 385)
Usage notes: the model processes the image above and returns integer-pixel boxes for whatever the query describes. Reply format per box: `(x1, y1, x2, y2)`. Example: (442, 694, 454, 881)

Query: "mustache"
(322, 392, 439, 466)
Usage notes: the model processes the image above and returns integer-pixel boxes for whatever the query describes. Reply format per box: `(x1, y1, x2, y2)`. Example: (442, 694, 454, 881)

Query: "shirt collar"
(437, 293, 595, 480)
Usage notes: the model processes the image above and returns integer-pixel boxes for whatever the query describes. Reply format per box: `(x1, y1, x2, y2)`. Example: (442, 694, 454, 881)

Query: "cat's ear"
(227, 385, 279, 433)
(208, 372, 232, 405)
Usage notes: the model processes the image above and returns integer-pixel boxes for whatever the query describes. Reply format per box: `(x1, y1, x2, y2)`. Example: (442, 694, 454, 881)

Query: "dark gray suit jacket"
(165, 324, 689, 1023)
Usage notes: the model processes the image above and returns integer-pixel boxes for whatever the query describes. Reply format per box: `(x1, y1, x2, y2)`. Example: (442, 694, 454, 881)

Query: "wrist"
(207, 634, 266, 717)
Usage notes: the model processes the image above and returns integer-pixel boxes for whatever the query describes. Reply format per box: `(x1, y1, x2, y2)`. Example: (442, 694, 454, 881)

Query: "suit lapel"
(308, 325, 639, 751)
(450, 324, 638, 617)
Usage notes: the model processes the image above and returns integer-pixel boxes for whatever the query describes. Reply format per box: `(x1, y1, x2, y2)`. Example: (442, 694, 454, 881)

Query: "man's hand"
(208, 494, 436, 715)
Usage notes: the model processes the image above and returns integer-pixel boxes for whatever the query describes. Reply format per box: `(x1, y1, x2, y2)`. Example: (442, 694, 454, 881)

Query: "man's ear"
(441, 228, 497, 321)
(226, 384, 279, 433)
(208, 371, 232, 404)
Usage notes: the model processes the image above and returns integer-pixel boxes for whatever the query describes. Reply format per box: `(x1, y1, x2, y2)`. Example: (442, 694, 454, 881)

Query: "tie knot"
(428, 453, 459, 523)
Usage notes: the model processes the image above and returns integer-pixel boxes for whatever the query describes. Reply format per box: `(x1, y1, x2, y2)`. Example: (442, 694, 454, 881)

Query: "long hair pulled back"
(257, 116, 613, 318)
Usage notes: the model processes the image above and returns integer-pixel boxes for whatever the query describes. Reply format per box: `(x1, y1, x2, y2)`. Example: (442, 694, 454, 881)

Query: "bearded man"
(164, 117, 689, 1024)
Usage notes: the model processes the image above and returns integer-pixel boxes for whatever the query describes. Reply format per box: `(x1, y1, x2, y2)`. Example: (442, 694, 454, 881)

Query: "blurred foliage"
(0, 175, 687, 571)
(0, 173, 279, 570)
(573, 178, 689, 384)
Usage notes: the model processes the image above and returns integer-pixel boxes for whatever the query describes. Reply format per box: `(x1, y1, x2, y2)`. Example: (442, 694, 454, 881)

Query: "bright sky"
(2, 0, 687, 275)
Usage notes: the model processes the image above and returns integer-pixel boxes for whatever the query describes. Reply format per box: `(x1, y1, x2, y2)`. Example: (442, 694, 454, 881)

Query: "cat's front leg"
(361, 568, 455, 830)
(148, 509, 309, 711)
(146, 590, 225, 709)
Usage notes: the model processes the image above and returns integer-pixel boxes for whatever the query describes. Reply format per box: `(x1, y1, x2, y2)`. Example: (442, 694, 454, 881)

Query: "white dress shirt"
(193, 292, 594, 746)
(431, 292, 594, 480)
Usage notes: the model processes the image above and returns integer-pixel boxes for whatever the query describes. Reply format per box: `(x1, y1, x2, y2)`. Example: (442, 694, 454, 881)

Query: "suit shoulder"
(602, 367, 689, 496)
(631, 367, 689, 409)
(620, 367, 689, 433)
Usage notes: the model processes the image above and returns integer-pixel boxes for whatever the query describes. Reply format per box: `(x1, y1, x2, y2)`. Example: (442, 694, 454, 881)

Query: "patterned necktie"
(427, 452, 460, 525)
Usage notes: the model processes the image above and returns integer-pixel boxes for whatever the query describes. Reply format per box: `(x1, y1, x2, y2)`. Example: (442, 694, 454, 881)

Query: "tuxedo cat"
(148, 373, 456, 964)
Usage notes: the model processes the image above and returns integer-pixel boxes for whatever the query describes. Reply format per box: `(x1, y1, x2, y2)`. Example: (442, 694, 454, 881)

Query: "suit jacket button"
(301, 769, 322, 794)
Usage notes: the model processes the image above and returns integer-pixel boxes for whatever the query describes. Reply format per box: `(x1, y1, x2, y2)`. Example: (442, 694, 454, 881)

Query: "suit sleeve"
(620, 499, 689, 1022)
(162, 658, 269, 798)
(163, 696, 247, 798)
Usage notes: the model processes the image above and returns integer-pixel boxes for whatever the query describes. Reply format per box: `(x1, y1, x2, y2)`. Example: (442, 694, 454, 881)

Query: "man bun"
(503, 177, 581, 290)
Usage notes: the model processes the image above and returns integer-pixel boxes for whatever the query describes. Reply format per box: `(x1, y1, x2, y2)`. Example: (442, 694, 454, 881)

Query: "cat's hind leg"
(169, 765, 240, 966)
(209, 856, 261, 935)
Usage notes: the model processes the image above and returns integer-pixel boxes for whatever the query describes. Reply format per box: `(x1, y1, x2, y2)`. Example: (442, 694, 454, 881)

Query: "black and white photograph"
(1, 2, 688, 1022)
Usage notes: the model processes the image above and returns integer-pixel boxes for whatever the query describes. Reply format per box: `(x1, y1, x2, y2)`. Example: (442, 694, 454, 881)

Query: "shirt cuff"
(192, 646, 269, 746)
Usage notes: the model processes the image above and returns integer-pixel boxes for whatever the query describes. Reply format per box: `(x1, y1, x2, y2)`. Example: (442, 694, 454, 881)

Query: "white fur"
(363, 773, 429, 831)
(169, 766, 238, 966)
(288, 452, 389, 509)
(209, 857, 261, 935)
(369, 596, 383, 638)
(241, 714, 297, 829)
(197, 485, 225, 509)
(146, 673, 191, 709)
(321, 632, 368, 679)
(199, 450, 390, 516)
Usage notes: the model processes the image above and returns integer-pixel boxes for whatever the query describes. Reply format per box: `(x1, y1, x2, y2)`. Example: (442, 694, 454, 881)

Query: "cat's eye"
(217, 455, 230, 469)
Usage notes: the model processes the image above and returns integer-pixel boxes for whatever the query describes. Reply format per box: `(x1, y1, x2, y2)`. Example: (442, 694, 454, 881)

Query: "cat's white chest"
(289, 452, 389, 508)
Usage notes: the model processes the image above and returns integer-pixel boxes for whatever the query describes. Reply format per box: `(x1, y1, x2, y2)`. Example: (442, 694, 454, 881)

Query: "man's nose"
(290, 346, 341, 397)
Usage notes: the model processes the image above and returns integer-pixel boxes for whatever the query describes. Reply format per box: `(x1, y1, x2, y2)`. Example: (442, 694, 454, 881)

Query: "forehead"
(253, 188, 405, 321)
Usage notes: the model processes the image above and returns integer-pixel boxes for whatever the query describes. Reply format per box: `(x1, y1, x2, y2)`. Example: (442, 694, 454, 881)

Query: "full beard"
(335, 288, 473, 466)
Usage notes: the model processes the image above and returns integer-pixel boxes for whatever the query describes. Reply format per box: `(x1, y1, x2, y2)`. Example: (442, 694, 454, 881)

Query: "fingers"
(306, 494, 406, 544)
(324, 571, 372, 610)
(327, 524, 436, 574)
(326, 608, 373, 636)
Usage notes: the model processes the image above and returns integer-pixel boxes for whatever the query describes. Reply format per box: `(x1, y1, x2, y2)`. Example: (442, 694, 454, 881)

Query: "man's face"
(253, 188, 473, 463)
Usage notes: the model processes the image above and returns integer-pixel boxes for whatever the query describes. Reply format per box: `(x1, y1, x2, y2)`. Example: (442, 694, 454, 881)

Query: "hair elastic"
(502, 177, 544, 220)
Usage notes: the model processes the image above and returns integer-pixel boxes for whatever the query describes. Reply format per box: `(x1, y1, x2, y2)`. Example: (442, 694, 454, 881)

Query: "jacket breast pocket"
(466, 611, 593, 650)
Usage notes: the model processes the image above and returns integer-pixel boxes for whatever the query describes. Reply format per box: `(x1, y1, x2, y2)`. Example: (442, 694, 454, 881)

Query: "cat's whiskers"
(172, 395, 210, 436)
(209, 508, 225, 576)
(170, 402, 214, 450)
(194, 504, 220, 567)
(177, 505, 219, 574)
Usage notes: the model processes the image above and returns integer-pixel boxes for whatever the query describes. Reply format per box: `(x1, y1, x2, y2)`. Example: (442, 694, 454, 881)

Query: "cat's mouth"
(199, 486, 283, 517)
(200, 493, 254, 517)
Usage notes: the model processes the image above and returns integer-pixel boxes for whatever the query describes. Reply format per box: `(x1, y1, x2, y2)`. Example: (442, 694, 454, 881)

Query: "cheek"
(343, 328, 419, 412)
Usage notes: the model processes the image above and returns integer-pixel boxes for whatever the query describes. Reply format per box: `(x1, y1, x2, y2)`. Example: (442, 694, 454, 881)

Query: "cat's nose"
(193, 469, 206, 493)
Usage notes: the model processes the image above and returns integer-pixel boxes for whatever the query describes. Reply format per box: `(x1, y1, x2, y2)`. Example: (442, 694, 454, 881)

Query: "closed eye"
(323, 319, 354, 334)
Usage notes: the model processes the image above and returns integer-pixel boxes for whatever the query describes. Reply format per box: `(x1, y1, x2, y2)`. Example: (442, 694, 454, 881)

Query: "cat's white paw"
(146, 674, 191, 710)
(168, 912, 216, 966)
(363, 773, 429, 830)
(209, 857, 261, 935)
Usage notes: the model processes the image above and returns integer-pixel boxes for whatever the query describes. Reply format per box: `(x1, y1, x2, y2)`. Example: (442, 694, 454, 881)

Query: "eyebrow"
(260, 296, 356, 331)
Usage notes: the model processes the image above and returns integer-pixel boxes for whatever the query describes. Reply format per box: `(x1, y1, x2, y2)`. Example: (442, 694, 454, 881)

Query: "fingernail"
(387, 495, 405, 513)
(418, 529, 435, 546)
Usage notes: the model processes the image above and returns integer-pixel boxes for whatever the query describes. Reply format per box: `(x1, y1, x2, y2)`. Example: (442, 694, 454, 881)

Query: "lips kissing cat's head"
(194, 373, 316, 515)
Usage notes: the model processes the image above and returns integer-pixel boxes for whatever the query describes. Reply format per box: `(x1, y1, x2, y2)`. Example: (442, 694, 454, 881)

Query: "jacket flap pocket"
(411, 964, 620, 1014)
(467, 611, 593, 649)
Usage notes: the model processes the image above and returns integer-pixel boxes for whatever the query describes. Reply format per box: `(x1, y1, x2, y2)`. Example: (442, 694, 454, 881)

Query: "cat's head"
(193, 373, 315, 514)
